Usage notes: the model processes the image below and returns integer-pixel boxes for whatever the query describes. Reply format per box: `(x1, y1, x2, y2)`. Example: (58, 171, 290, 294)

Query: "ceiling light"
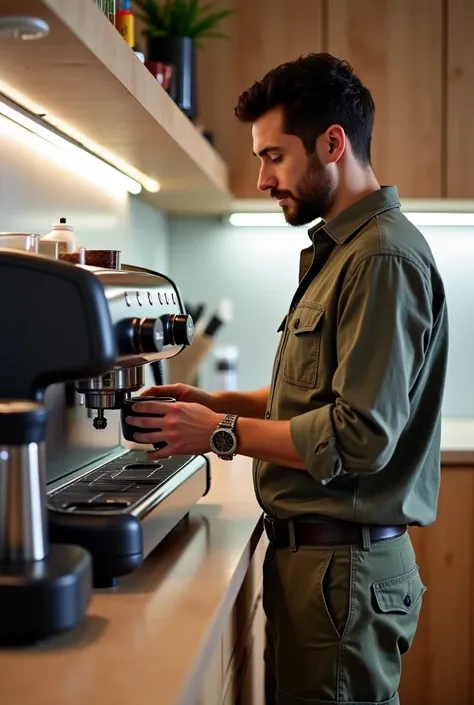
(0, 15, 49, 40)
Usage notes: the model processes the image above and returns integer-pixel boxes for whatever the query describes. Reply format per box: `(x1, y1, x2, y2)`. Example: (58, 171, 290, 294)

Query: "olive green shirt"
(254, 186, 448, 526)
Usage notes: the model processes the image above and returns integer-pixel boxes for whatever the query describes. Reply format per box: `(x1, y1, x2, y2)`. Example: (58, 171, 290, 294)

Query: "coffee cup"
(121, 396, 176, 450)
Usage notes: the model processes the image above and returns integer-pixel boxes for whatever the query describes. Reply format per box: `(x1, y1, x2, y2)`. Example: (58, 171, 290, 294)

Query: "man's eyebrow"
(252, 145, 282, 157)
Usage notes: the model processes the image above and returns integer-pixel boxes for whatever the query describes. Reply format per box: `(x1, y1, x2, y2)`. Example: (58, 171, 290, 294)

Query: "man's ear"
(320, 125, 345, 163)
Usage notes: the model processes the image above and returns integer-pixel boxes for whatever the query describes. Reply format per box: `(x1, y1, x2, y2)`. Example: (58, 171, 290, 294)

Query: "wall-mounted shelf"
(0, 0, 232, 214)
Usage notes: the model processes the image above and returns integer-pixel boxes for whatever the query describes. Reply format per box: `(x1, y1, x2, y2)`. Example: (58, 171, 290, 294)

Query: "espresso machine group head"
(74, 263, 194, 430)
(0, 248, 194, 643)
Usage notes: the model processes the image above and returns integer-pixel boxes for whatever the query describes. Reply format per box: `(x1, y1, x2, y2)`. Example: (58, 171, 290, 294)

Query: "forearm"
(209, 386, 269, 418)
(236, 417, 306, 469)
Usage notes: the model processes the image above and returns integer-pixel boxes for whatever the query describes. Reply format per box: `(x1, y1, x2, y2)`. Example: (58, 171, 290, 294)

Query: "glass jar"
(95, 0, 116, 24)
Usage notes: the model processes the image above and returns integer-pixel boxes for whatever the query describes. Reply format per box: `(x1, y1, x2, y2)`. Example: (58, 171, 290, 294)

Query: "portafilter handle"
(0, 401, 93, 645)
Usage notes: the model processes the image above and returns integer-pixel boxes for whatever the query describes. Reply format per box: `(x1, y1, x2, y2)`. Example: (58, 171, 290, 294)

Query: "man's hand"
(127, 399, 306, 469)
(127, 399, 223, 459)
(141, 383, 217, 409)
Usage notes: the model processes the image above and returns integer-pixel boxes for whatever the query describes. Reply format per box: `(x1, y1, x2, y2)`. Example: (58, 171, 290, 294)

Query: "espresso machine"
(0, 239, 209, 643)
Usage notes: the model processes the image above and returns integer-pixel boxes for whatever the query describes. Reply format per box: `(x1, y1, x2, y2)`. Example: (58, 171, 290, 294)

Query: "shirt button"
(265, 411, 270, 419)
(293, 318, 300, 329)
(403, 595, 412, 608)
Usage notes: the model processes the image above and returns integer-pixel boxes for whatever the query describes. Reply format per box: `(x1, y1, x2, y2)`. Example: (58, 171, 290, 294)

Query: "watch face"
(212, 429, 236, 454)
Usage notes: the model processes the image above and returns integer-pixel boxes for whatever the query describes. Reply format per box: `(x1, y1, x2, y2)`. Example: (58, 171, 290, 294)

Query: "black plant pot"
(147, 35, 197, 120)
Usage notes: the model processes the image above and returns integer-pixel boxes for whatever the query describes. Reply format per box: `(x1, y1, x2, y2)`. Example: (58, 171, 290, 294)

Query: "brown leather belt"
(263, 515, 406, 548)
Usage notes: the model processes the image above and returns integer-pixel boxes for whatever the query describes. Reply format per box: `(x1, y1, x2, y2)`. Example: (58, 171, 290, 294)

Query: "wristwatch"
(210, 413, 238, 461)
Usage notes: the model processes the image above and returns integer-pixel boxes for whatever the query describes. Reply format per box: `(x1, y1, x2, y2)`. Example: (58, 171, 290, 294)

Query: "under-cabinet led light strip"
(228, 211, 474, 228)
(0, 93, 161, 196)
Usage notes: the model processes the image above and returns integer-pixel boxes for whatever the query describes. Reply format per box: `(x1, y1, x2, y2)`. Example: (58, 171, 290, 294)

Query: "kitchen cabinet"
(197, 0, 445, 201)
(325, 0, 443, 199)
(446, 0, 474, 198)
(196, 0, 325, 200)
(197, 535, 266, 705)
(398, 464, 474, 705)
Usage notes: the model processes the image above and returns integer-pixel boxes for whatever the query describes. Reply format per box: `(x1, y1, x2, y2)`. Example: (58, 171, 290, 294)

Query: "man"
(128, 53, 448, 705)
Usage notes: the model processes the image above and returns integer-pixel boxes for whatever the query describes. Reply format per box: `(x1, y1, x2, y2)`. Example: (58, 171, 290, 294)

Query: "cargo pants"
(262, 529, 425, 705)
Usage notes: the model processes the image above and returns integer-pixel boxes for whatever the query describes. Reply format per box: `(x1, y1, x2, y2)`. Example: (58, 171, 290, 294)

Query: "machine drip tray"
(47, 451, 210, 588)
(47, 452, 192, 512)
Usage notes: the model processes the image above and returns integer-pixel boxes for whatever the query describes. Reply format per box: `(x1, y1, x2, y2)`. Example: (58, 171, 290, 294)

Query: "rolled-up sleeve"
(290, 253, 433, 483)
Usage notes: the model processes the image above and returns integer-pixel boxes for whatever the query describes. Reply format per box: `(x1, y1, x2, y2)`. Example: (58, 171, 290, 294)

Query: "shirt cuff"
(290, 405, 342, 483)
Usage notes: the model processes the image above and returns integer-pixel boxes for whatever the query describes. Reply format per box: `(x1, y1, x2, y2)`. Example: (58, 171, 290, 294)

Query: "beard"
(272, 152, 335, 227)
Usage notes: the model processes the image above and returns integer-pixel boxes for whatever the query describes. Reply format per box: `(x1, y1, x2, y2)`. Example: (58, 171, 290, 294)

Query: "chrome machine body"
(74, 263, 194, 427)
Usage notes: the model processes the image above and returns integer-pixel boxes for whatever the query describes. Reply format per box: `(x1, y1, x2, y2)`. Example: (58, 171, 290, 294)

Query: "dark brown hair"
(234, 53, 375, 165)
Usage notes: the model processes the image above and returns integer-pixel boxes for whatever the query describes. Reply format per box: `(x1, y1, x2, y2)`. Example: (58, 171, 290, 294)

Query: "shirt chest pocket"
(282, 304, 325, 388)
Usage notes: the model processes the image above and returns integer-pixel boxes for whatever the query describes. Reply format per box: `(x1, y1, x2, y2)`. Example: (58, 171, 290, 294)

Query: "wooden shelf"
(0, 0, 232, 214)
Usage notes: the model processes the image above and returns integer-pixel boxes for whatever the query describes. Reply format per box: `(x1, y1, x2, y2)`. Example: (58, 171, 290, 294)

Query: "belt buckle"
(264, 515, 277, 543)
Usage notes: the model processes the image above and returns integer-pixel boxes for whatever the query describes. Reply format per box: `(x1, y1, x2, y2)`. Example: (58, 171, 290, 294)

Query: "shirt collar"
(307, 186, 401, 245)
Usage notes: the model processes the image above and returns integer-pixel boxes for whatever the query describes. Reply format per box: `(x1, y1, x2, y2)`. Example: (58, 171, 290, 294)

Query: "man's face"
(252, 106, 335, 226)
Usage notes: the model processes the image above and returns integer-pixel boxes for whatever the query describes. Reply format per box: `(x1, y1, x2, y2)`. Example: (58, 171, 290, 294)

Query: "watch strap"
(219, 413, 237, 431)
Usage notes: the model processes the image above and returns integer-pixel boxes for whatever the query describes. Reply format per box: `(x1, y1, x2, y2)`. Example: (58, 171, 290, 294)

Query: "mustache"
(271, 189, 294, 201)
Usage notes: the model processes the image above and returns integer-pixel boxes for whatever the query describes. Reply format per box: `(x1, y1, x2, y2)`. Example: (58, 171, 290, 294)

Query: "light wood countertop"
(0, 455, 262, 705)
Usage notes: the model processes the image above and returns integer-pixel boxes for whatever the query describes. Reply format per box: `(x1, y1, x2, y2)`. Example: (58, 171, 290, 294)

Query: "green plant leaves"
(134, 0, 233, 39)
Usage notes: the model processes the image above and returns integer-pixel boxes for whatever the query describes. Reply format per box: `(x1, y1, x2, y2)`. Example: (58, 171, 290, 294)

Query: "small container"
(108, 0, 116, 24)
(84, 249, 121, 270)
(115, 0, 134, 47)
(41, 217, 82, 254)
(95, 0, 116, 24)
(59, 247, 86, 265)
(0, 233, 38, 253)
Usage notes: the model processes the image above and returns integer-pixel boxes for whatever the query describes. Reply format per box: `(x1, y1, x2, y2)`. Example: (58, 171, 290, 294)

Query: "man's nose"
(257, 165, 277, 192)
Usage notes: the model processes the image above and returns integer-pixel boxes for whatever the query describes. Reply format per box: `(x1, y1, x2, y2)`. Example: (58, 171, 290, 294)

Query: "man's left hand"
(126, 400, 223, 460)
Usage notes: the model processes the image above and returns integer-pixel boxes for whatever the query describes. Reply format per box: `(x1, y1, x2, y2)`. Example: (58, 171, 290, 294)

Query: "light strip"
(0, 94, 157, 195)
(404, 212, 474, 227)
(0, 80, 161, 193)
(0, 116, 124, 197)
(228, 211, 474, 228)
(229, 212, 288, 227)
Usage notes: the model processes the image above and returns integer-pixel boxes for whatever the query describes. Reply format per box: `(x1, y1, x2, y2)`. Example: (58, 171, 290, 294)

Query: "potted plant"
(134, 0, 233, 120)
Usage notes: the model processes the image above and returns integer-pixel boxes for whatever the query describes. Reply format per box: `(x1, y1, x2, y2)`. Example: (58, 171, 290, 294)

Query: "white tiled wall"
(169, 216, 474, 419)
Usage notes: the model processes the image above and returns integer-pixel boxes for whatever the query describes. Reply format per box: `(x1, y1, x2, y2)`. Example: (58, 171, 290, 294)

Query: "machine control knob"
(136, 317, 164, 353)
(162, 314, 194, 347)
(117, 317, 164, 355)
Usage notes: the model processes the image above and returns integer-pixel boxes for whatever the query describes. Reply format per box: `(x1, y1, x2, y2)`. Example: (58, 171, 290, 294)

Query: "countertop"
(0, 454, 262, 705)
(0, 420, 472, 705)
